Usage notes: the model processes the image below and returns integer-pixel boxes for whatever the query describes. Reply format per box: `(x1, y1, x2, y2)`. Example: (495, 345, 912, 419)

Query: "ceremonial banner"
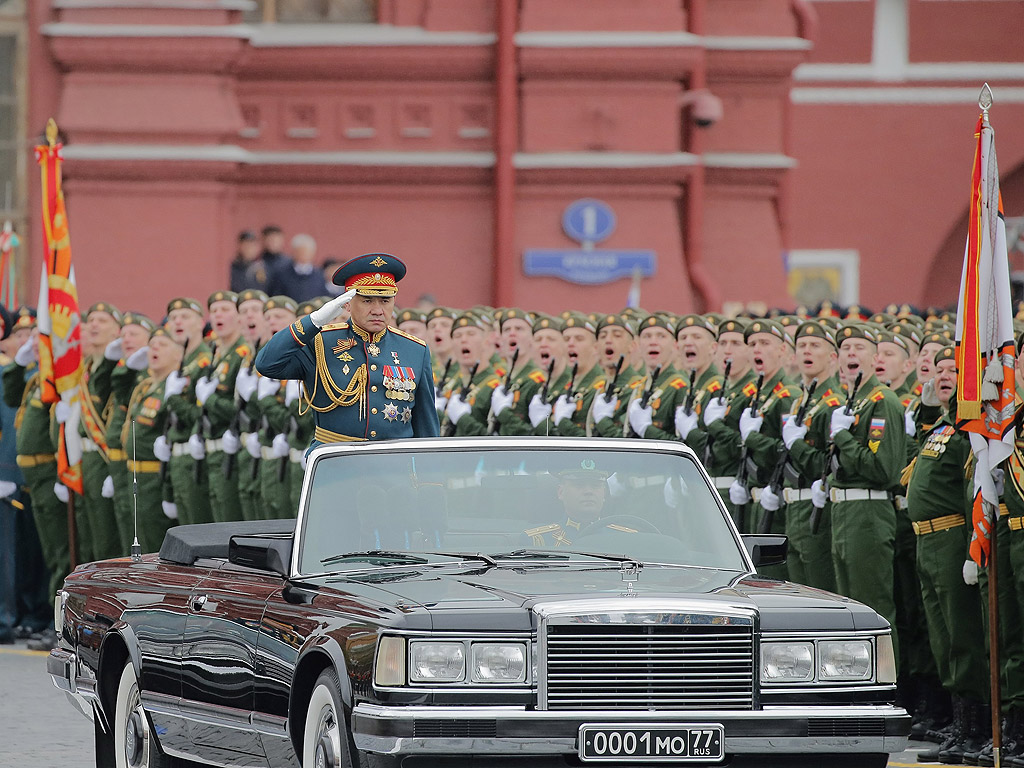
(955, 110, 1015, 567)
(35, 119, 84, 494)
(0, 221, 18, 310)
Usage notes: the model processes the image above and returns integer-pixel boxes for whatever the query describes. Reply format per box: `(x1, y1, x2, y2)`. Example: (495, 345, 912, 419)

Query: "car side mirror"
(229, 535, 292, 577)
(741, 534, 788, 567)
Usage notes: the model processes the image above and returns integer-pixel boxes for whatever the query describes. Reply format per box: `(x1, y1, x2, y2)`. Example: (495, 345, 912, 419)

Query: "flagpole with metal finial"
(978, 80, 1002, 768)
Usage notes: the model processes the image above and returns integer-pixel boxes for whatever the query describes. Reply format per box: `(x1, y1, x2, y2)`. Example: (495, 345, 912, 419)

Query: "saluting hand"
(309, 289, 357, 328)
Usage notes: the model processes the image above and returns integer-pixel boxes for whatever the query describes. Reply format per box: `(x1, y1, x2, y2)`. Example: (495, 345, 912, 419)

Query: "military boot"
(912, 678, 953, 742)
(1005, 709, 1024, 767)
(940, 698, 989, 765)
(919, 697, 964, 763)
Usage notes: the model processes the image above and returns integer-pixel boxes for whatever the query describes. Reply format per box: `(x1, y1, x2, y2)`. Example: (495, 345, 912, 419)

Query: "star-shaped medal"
(401, 406, 412, 423)
(392, 351, 401, 365)
(383, 402, 399, 422)
(367, 343, 381, 357)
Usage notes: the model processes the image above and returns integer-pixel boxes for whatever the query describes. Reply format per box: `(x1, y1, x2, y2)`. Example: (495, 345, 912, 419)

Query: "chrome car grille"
(543, 622, 755, 710)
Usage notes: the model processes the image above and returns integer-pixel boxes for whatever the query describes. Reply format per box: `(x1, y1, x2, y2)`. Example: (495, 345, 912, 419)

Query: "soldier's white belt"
(783, 488, 815, 503)
(829, 488, 891, 503)
(289, 448, 304, 465)
(171, 443, 189, 457)
(81, 437, 99, 453)
(712, 476, 734, 490)
(205, 438, 224, 453)
(894, 495, 908, 510)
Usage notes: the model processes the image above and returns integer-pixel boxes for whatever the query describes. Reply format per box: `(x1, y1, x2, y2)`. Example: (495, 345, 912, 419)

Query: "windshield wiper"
(320, 550, 428, 566)
(493, 549, 641, 567)
(422, 551, 499, 567)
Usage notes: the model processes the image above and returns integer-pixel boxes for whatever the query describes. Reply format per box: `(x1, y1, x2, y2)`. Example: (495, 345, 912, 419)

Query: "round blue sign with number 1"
(563, 199, 616, 245)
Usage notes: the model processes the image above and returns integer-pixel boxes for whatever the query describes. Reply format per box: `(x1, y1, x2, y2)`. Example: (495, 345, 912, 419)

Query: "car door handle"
(190, 595, 208, 611)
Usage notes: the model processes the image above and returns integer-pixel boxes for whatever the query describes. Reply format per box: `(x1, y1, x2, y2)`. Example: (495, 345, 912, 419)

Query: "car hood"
(310, 563, 886, 633)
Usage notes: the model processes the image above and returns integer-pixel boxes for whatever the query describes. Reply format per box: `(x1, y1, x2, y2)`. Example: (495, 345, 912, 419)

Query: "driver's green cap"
(559, 458, 610, 482)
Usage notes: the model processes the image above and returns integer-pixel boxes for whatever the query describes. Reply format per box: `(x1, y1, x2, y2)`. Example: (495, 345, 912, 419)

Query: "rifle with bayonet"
(627, 365, 661, 437)
(487, 348, 518, 435)
(811, 371, 862, 534)
(538, 358, 558, 405)
(759, 378, 819, 534)
(703, 359, 732, 466)
(683, 367, 698, 415)
(159, 337, 189, 483)
(443, 361, 479, 437)
(223, 339, 261, 479)
(733, 372, 765, 528)
(586, 355, 625, 437)
(435, 358, 455, 398)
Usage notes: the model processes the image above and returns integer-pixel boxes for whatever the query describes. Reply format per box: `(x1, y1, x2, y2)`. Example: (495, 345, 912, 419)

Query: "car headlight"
(409, 641, 465, 682)
(761, 642, 814, 683)
(471, 643, 526, 683)
(819, 640, 872, 681)
(374, 636, 406, 686)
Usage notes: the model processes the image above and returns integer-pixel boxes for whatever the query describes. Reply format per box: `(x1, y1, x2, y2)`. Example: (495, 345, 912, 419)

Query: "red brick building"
(2, 0, 1021, 318)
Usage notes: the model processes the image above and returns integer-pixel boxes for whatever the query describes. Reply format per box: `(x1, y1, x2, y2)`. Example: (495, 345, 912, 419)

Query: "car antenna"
(131, 418, 142, 563)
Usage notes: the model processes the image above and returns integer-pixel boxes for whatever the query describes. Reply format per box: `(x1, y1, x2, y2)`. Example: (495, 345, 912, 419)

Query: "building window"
(244, 0, 377, 23)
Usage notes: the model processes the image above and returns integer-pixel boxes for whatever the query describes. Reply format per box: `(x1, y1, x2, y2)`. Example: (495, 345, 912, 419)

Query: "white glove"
(434, 393, 449, 412)
(14, 338, 36, 366)
(607, 472, 628, 498)
(165, 370, 188, 398)
(161, 501, 179, 520)
(153, 435, 171, 463)
(222, 430, 240, 455)
(0, 480, 17, 498)
(552, 395, 576, 426)
(55, 400, 71, 424)
(309, 289, 356, 328)
(904, 409, 916, 437)
(921, 379, 941, 407)
(490, 385, 514, 418)
(591, 393, 617, 423)
(811, 478, 828, 509)
(256, 376, 281, 401)
(235, 367, 258, 402)
(739, 407, 763, 443)
(760, 484, 781, 512)
(993, 467, 1005, 496)
(187, 433, 206, 461)
(126, 346, 149, 371)
(445, 394, 472, 425)
(300, 452, 308, 471)
(627, 399, 653, 437)
(54, 483, 70, 503)
(101, 475, 115, 498)
(830, 407, 855, 438)
(675, 406, 699, 440)
(104, 338, 123, 361)
(782, 414, 808, 450)
(245, 431, 261, 459)
(194, 376, 217, 406)
(272, 433, 290, 458)
(962, 559, 979, 586)
(703, 398, 727, 426)
(284, 379, 301, 407)
(728, 479, 751, 506)
(528, 393, 551, 428)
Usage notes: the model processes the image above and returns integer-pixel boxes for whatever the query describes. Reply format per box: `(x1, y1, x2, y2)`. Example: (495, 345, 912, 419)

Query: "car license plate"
(578, 724, 724, 762)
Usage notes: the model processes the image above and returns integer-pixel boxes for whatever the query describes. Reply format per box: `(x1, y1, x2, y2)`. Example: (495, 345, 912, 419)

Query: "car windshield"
(297, 445, 746, 575)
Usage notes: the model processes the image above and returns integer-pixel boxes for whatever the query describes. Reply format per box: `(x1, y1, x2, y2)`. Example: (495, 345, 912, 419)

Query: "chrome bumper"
(47, 647, 94, 723)
(352, 703, 910, 756)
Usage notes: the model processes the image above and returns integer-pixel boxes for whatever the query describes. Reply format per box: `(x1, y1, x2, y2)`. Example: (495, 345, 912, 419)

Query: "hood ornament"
(621, 561, 642, 596)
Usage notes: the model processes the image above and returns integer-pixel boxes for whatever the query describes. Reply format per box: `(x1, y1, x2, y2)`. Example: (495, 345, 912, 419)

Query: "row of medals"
(385, 375, 417, 402)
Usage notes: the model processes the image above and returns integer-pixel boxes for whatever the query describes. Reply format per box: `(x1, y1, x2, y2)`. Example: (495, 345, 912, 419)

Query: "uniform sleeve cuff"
(289, 315, 318, 346)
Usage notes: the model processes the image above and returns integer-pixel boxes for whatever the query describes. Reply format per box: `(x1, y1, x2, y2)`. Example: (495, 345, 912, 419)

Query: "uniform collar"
(351, 322, 387, 344)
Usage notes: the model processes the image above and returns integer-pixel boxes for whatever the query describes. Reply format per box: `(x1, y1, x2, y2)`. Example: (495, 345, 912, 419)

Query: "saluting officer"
(256, 253, 439, 447)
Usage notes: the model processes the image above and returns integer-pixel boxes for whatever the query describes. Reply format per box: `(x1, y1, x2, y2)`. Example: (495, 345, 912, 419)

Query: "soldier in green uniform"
(123, 329, 183, 552)
(238, 289, 268, 350)
(231, 289, 269, 520)
(526, 315, 571, 434)
(396, 308, 428, 343)
(426, 306, 457, 387)
(621, 314, 686, 441)
(550, 313, 608, 436)
(256, 254, 440, 446)
(440, 311, 502, 436)
(160, 298, 213, 526)
(489, 309, 548, 436)
(672, 314, 725, 450)
(587, 313, 643, 437)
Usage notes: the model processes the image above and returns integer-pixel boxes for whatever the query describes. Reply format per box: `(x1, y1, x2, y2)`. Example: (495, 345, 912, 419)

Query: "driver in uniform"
(524, 460, 639, 547)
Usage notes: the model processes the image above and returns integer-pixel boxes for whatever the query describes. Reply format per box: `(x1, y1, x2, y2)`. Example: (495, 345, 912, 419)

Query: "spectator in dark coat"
(267, 233, 328, 303)
(229, 230, 267, 293)
(260, 225, 290, 277)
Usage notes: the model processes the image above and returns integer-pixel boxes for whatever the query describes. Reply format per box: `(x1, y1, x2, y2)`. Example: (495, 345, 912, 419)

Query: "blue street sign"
(563, 199, 616, 245)
(523, 249, 656, 285)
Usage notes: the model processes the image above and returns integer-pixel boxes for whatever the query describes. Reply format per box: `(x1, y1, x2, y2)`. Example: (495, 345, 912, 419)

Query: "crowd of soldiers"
(4, 287, 1024, 765)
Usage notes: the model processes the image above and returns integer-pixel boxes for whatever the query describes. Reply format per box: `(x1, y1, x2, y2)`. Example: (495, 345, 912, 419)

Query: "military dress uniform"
(492, 358, 547, 436)
(440, 363, 502, 436)
(997, 408, 1024, 757)
(78, 346, 120, 560)
(164, 330, 213, 526)
(625, 363, 689, 440)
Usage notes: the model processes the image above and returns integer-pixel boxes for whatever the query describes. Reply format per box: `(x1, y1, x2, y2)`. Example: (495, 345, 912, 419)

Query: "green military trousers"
(259, 454, 292, 520)
(109, 458, 134, 554)
(785, 499, 837, 592)
(133, 466, 175, 555)
(22, 462, 68, 602)
(206, 450, 243, 523)
(894, 505, 937, 681)
(82, 451, 120, 561)
(235, 448, 261, 521)
(979, 517, 1024, 712)
(169, 452, 212, 526)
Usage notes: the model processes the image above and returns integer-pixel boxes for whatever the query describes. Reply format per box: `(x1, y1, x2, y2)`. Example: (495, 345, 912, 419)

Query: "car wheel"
(303, 668, 354, 768)
(113, 661, 163, 768)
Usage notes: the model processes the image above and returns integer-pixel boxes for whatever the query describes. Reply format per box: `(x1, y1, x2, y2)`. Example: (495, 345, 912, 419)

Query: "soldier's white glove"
(811, 479, 828, 509)
(104, 338, 124, 361)
(962, 559, 979, 586)
(675, 406, 699, 440)
(739, 407, 763, 443)
(14, 338, 36, 366)
(126, 346, 149, 371)
(187, 433, 206, 461)
(591, 393, 617, 423)
(256, 376, 281, 401)
(528, 393, 551, 428)
(830, 408, 855, 438)
(300, 452, 308, 471)
(760, 485, 781, 512)
(728, 479, 751, 506)
(161, 501, 179, 521)
(0, 480, 17, 498)
(245, 431, 261, 459)
(445, 394, 471, 425)
(993, 467, 1005, 496)
(194, 376, 217, 406)
(235, 367, 258, 402)
(165, 370, 188, 398)
(309, 289, 356, 328)
(434, 393, 449, 413)
(153, 435, 171, 463)
(222, 430, 240, 455)
(703, 398, 727, 426)
(490, 385, 514, 418)
(54, 483, 70, 503)
(904, 409, 916, 437)
(272, 433, 290, 459)
(606, 472, 628, 498)
(284, 380, 301, 407)
(627, 399, 653, 437)
(782, 414, 808, 449)
(101, 475, 115, 498)
(921, 379, 941, 407)
(552, 395, 576, 426)
(55, 400, 71, 424)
